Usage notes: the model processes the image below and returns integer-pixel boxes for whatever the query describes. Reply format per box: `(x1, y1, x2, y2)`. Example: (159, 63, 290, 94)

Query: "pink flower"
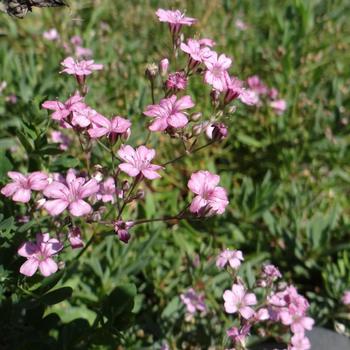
(205, 122, 228, 140)
(118, 145, 162, 180)
(180, 39, 214, 69)
(204, 52, 232, 91)
(43, 170, 99, 217)
(166, 71, 187, 91)
(42, 92, 86, 122)
(256, 308, 270, 321)
(227, 324, 251, 344)
(88, 114, 131, 143)
(70, 35, 83, 46)
(180, 288, 206, 314)
(247, 75, 269, 96)
(75, 46, 93, 58)
(68, 227, 84, 249)
(60, 57, 103, 76)
(114, 220, 133, 243)
(1, 171, 48, 203)
(223, 284, 257, 319)
(216, 249, 244, 269)
(280, 308, 314, 334)
(223, 75, 258, 105)
(262, 264, 282, 280)
(96, 177, 116, 203)
(289, 333, 311, 350)
(235, 19, 248, 31)
(43, 28, 59, 41)
(198, 38, 216, 47)
(18, 233, 63, 277)
(270, 99, 287, 115)
(342, 291, 350, 305)
(50, 131, 71, 150)
(156, 9, 196, 35)
(72, 106, 103, 128)
(188, 170, 229, 215)
(144, 95, 194, 131)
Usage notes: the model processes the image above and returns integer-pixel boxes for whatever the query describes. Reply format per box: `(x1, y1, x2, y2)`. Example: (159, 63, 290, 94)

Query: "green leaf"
(237, 133, 263, 148)
(40, 286, 73, 306)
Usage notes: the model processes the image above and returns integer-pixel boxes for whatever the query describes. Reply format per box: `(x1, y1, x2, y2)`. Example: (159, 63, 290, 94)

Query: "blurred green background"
(0, 0, 349, 349)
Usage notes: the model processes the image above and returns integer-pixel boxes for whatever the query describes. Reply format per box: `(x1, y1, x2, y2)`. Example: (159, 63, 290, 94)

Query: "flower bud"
(122, 180, 130, 192)
(206, 123, 228, 141)
(190, 112, 202, 122)
(159, 58, 169, 76)
(68, 227, 84, 249)
(114, 220, 134, 244)
(145, 63, 158, 80)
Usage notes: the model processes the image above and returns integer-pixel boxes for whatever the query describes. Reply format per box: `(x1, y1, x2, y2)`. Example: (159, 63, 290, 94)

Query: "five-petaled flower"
(1, 171, 48, 203)
(144, 95, 194, 132)
(180, 288, 207, 314)
(60, 57, 103, 77)
(204, 52, 232, 91)
(43, 170, 99, 216)
(118, 145, 163, 180)
(18, 233, 63, 277)
(188, 170, 229, 216)
(223, 284, 257, 319)
(216, 249, 244, 269)
(156, 9, 196, 35)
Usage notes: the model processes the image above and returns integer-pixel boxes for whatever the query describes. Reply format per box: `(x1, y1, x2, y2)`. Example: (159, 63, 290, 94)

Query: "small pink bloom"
(290, 333, 311, 350)
(70, 35, 83, 46)
(156, 9, 196, 35)
(227, 324, 251, 344)
(188, 170, 229, 216)
(270, 99, 287, 115)
(223, 284, 257, 319)
(159, 58, 169, 76)
(198, 38, 216, 47)
(180, 288, 206, 314)
(43, 28, 59, 41)
(247, 75, 269, 96)
(235, 19, 248, 31)
(18, 233, 63, 277)
(180, 39, 214, 69)
(342, 291, 350, 305)
(68, 227, 84, 249)
(71, 106, 100, 128)
(216, 249, 243, 269)
(223, 75, 258, 105)
(166, 71, 187, 91)
(88, 114, 131, 143)
(60, 57, 103, 76)
(262, 264, 282, 280)
(42, 92, 86, 122)
(269, 87, 279, 100)
(75, 46, 93, 58)
(114, 220, 133, 243)
(1, 171, 48, 203)
(43, 170, 99, 217)
(96, 177, 116, 203)
(118, 145, 162, 180)
(144, 95, 194, 131)
(50, 131, 71, 150)
(204, 52, 232, 91)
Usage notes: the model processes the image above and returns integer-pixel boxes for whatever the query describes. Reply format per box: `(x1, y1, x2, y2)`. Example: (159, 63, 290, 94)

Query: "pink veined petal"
(117, 145, 136, 163)
(69, 199, 92, 217)
(42, 100, 64, 111)
(141, 168, 161, 180)
(168, 112, 188, 128)
(90, 113, 111, 129)
(189, 195, 207, 213)
(149, 116, 168, 131)
(18, 242, 38, 257)
(43, 182, 69, 199)
(301, 317, 314, 331)
(137, 145, 155, 162)
(12, 188, 31, 203)
(39, 258, 58, 277)
(79, 179, 99, 198)
(44, 241, 64, 256)
(20, 259, 39, 277)
(244, 293, 257, 306)
(44, 199, 69, 216)
(231, 284, 245, 299)
(118, 163, 140, 177)
(239, 306, 255, 320)
(174, 95, 195, 110)
(28, 172, 48, 190)
(7, 171, 27, 182)
(111, 116, 131, 132)
(1, 183, 20, 197)
(88, 127, 109, 138)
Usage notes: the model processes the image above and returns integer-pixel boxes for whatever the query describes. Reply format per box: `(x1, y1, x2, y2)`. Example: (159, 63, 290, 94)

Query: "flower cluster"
(1, 8, 238, 278)
(217, 249, 314, 350)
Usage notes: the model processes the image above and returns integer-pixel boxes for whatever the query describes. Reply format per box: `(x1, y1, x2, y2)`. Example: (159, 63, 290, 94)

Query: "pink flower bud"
(159, 58, 169, 76)
(68, 227, 84, 249)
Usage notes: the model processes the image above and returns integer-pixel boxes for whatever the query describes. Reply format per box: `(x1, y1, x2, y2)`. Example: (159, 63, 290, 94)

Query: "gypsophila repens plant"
(1, 8, 312, 349)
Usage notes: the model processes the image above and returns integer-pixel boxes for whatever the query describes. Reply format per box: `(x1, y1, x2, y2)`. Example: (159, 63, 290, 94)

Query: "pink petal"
(39, 258, 58, 277)
(168, 112, 188, 128)
(175, 95, 195, 110)
(44, 199, 69, 216)
(79, 179, 99, 198)
(8, 171, 27, 182)
(244, 293, 257, 306)
(18, 242, 38, 257)
(44, 182, 69, 199)
(189, 195, 207, 213)
(88, 127, 108, 138)
(118, 163, 140, 177)
(149, 117, 168, 131)
(1, 183, 20, 197)
(12, 188, 31, 203)
(141, 168, 161, 180)
(69, 199, 92, 217)
(28, 172, 48, 191)
(240, 306, 255, 319)
(20, 259, 39, 276)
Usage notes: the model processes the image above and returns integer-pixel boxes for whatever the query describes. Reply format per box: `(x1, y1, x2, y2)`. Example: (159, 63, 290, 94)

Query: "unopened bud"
(145, 63, 158, 80)
(210, 123, 228, 141)
(190, 112, 202, 122)
(122, 180, 130, 192)
(135, 189, 145, 200)
(159, 58, 169, 76)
